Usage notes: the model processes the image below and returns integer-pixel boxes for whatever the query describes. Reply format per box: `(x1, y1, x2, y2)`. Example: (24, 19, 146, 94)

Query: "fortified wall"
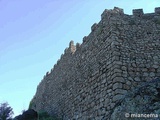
(31, 7, 160, 119)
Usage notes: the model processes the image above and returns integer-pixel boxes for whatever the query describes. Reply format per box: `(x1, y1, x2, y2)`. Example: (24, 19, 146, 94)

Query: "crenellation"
(82, 36, 87, 42)
(50, 68, 53, 73)
(76, 43, 81, 50)
(101, 9, 110, 19)
(69, 40, 76, 53)
(101, 7, 123, 19)
(31, 7, 160, 120)
(69, 40, 74, 48)
(91, 23, 98, 32)
(53, 64, 57, 69)
(132, 9, 144, 17)
(155, 7, 160, 14)
(64, 47, 69, 54)
(56, 59, 60, 65)
(46, 71, 49, 76)
(113, 7, 124, 15)
(60, 54, 64, 60)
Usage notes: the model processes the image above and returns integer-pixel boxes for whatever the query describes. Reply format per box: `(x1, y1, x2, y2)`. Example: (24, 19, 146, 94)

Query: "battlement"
(113, 7, 124, 14)
(60, 6, 160, 60)
(101, 7, 124, 19)
(133, 9, 144, 17)
(42, 6, 160, 93)
(82, 36, 87, 42)
(101, 7, 160, 21)
(32, 7, 160, 119)
(91, 23, 98, 32)
(132, 7, 160, 17)
(155, 7, 160, 14)
(76, 43, 81, 50)
(63, 40, 76, 54)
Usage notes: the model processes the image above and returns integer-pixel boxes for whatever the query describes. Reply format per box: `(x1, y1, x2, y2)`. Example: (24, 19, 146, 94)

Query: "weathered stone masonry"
(31, 7, 160, 119)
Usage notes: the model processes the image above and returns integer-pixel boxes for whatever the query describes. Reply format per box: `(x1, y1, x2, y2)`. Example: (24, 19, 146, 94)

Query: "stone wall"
(31, 7, 160, 120)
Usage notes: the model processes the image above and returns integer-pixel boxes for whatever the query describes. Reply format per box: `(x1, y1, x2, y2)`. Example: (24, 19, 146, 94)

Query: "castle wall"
(31, 7, 160, 119)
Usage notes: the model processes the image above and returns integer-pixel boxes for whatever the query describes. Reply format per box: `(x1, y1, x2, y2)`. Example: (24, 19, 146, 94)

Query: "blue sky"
(0, 0, 160, 117)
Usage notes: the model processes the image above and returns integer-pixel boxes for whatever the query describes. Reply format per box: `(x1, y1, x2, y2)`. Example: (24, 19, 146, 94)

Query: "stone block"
(101, 78, 107, 84)
(121, 66, 127, 71)
(113, 94, 124, 102)
(113, 77, 125, 83)
(150, 72, 155, 77)
(110, 103, 116, 109)
(113, 83, 123, 90)
(143, 72, 149, 77)
(152, 64, 159, 69)
(134, 77, 141, 82)
(123, 84, 130, 90)
(126, 80, 131, 85)
(114, 89, 128, 95)
(114, 68, 122, 73)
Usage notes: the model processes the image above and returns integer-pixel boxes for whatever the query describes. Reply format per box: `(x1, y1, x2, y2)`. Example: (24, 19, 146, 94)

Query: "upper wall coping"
(42, 6, 160, 80)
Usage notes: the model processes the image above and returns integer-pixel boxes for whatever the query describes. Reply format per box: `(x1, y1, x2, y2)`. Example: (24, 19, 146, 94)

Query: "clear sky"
(0, 0, 160, 117)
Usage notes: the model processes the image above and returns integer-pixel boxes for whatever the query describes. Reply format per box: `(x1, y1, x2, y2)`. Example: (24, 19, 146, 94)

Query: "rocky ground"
(110, 78, 160, 120)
